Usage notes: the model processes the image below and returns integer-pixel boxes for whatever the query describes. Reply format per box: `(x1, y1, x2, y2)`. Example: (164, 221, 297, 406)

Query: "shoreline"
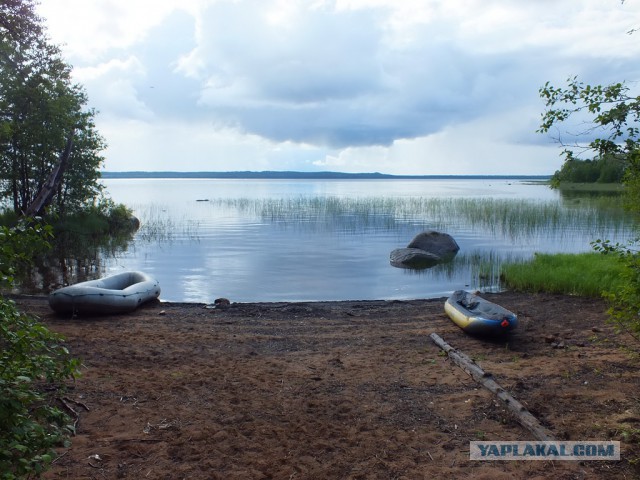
(12, 292, 640, 479)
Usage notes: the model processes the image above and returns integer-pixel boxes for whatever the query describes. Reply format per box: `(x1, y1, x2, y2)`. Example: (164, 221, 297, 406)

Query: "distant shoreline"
(101, 170, 551, 180)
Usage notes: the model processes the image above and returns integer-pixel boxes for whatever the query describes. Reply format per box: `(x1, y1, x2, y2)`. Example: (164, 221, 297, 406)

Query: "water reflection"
(16, 179, 638, 302)
(17, 229, 135, 293)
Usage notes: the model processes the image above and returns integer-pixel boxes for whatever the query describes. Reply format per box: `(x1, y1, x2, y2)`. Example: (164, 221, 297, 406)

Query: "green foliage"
(539, 77, 640, 161)
(539, 75, 640, 217)
(0, 0, 106, 215)
(0, 298, 80, 479)
(51, 199, 137, 237)
(550, 155, 625, 187)
(0, 219, 52, 288)
(539, 75, 640, 348)
(623, 150, 640, 216)
(98, 198, 138, 233)
(0, 218, 79, 478)
(593, 239, 640, 343)
(501, 252, 626, 297)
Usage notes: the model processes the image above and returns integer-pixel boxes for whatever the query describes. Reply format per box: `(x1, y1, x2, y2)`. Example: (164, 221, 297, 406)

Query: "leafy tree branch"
(539, 74, 640, 345)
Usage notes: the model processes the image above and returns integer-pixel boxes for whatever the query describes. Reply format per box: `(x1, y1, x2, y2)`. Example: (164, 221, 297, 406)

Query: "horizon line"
(101, 170, 551, 180)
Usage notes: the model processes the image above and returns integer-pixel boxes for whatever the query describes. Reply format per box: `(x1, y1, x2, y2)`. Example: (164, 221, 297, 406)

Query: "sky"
(37, 0, 640, 175)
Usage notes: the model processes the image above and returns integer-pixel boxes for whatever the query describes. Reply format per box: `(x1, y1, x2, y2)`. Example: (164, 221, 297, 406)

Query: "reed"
(133, 205, 201, 243)
(134, 205, 176, 242)
(210, 195, 632, 239)
(129, 195, 635, 296)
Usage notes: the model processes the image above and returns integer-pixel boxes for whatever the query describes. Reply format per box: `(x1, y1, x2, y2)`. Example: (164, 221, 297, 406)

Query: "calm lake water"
(92, 178, 633, 303)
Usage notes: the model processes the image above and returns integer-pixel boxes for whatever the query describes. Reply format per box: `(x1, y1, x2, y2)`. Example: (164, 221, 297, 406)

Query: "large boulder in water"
(389, 230, 460, 270)
(390, 248, 440, 269)
(407, 230, 460, 259)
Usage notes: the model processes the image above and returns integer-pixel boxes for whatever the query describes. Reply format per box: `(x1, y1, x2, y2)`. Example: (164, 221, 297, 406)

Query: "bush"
(593, 239, 640, 344)
(0, 221, 53, 288)
(104, 201, 138, 232)
(0, 299, 80, 479)
(51, 199, 137, 238)
(0, 219, 80, 478)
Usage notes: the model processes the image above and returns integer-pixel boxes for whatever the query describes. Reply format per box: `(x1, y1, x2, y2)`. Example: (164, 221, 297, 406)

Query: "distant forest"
(550, 156, 625, 186)
(101, 171, 551, 180)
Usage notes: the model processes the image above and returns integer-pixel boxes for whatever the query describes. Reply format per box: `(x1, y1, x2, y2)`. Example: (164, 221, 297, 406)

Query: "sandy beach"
(13, 292, 639, 479)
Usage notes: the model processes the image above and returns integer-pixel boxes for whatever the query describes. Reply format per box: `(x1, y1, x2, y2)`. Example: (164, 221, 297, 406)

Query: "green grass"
(501, 252, 627, 297)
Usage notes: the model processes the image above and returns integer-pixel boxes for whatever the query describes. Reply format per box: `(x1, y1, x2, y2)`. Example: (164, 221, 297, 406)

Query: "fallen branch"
(51, 451, 68, 465)
(63, 396, 90, 411)
(103, 438, 164, 443)
(429, 332, 554, 441)
(59, 397, 79, 435)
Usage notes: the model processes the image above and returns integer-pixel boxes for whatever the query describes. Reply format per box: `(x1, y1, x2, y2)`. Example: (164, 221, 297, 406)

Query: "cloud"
(178, 1, 536, 148)
(37, 0, 640, 174)
(313, 106, 561, 176)
(39, 0, 198, 61)
(73, 56, 154, 120)
(190, 1, 387, 146)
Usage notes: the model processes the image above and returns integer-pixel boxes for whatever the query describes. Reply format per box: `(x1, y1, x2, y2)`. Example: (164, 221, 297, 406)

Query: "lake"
(87, 178, 634, 303)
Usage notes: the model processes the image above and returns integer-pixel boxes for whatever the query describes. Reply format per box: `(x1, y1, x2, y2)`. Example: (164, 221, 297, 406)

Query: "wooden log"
(429, 332, 555, 441)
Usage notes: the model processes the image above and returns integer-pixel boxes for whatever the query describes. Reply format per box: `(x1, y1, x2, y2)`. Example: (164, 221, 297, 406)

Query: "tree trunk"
(24, 129, 75, 217)
(430, 333, 555, 441)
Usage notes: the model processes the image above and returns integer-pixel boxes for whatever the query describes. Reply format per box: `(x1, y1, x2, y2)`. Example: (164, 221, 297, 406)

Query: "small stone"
(158, 310, 166, 316)
(544, 335, 556, 343)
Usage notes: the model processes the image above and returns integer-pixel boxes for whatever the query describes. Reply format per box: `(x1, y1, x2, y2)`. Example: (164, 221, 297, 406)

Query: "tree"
(0, 0, 106, 216)
(549, 154, 625, 187)
(539, 77, 640, 342)
(0, 5, 98, 476)
(539, 77, 640, 212)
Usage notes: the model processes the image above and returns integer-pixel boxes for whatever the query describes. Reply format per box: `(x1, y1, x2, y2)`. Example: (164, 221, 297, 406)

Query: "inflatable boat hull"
(49, 271, 161, 315)
(444, 290, 517, 336)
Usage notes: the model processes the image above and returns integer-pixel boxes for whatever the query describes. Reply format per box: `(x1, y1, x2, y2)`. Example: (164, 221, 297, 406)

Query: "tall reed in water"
(210, 195, 632, 240)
